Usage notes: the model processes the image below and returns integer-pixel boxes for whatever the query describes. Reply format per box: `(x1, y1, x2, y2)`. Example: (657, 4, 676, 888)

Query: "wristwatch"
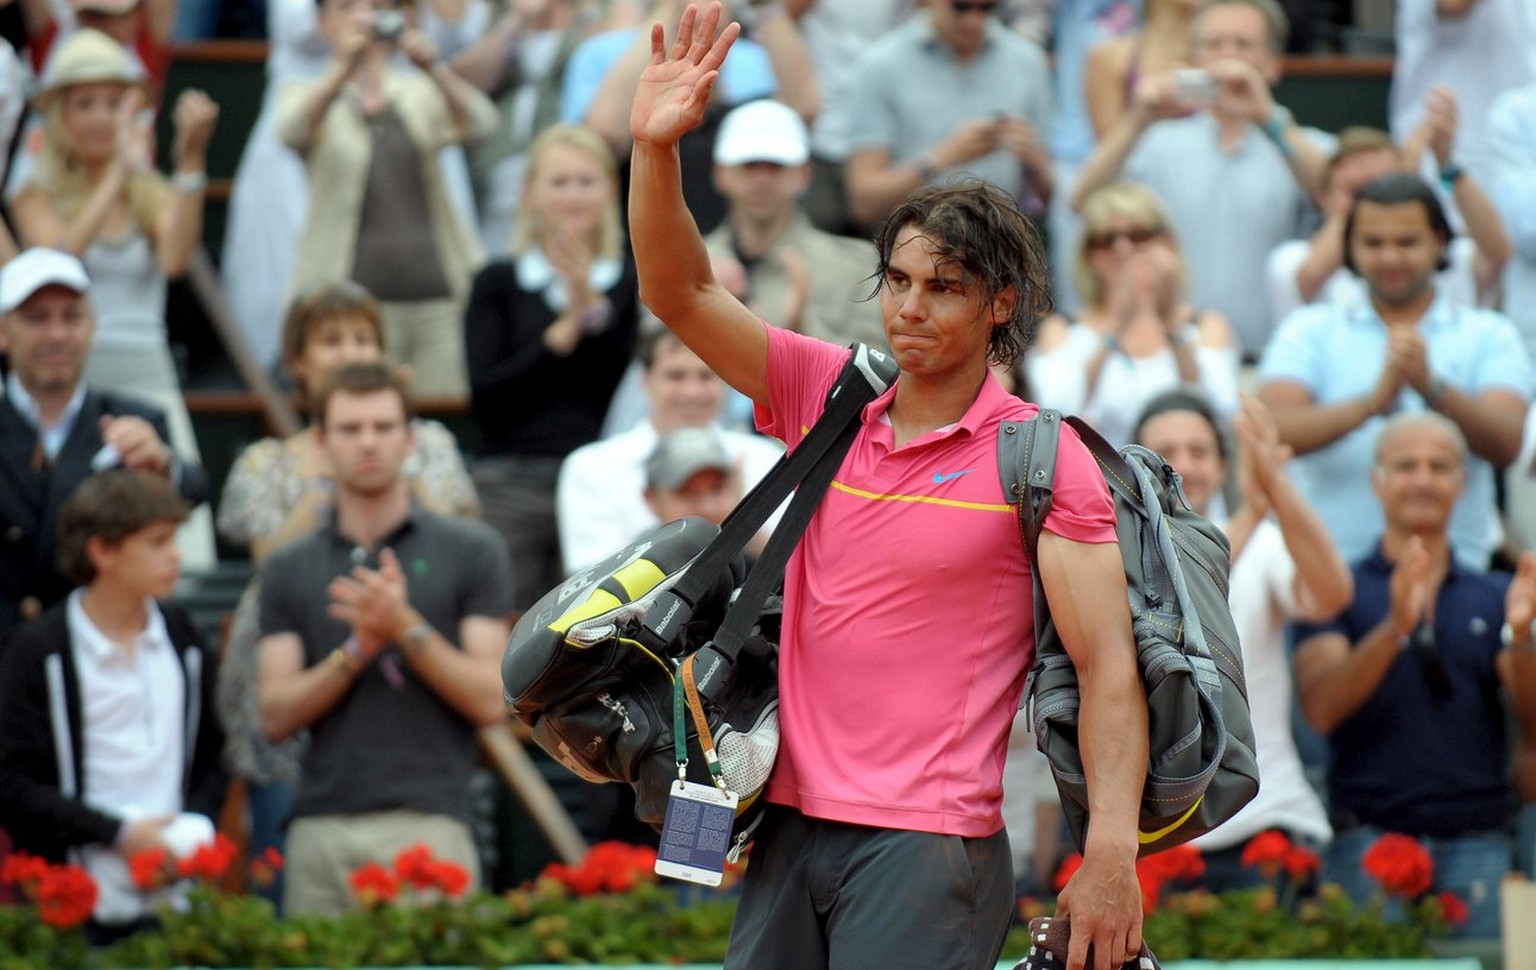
(401, 621, 431, 654)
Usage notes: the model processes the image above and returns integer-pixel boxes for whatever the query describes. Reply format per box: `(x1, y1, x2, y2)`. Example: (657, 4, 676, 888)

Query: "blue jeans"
(248, 781, 294, 913)
(1325, 825, 1509, 940)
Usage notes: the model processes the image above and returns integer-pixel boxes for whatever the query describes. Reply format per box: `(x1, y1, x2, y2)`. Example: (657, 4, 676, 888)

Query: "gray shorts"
(725, 804, 1014, 970)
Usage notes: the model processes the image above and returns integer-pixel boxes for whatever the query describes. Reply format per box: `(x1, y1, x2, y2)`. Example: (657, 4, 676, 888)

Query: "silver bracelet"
(171, 170, 207, 194)
(1500, 620, 1536, 651)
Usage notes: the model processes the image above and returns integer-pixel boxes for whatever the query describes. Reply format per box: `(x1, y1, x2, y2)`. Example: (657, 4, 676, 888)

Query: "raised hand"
(1421, 85, 1458, 168)
(629, 2, 739, 149)
(171, 89, 219, 170)
(399, 27, 439, 71)
(1132, 73, 1201, 122)
(1205, 58, 1275, 126)
(1234, 393, 1289, 516)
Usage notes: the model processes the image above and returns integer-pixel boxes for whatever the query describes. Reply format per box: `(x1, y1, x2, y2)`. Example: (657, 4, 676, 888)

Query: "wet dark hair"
(871, 180, 1052, 368)
(57, 470, 189, 585)
(1133, 388, 1229, 461)
(1342, 172, 1454, 275)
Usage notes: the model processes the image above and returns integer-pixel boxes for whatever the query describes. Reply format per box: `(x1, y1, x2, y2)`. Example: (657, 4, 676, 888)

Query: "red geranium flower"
(1282, 845, 1321, 880)
(176, 833, 238, 882)
(429, 860, 471, 897)
(394, 843, 438, 891)
(36, 865, 98, 928)
(248, 847, 284, 888)
(1436, 891, 1469, 927)
(1361, 833, 1434, 899)
(538, 841, 660, 896)
(1140, 845, 1206, 884)
(0, 853, 51, 893)
(1240, 831, 1293, 875)
(348, 862, 400, 907)
(1051, 854, 1083, 894)
(128, 848, 170, 891)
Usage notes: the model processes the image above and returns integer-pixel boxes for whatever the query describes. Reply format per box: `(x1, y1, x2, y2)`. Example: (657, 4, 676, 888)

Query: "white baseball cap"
(0, 249, 92, 314)
(713, 99, 810, 167)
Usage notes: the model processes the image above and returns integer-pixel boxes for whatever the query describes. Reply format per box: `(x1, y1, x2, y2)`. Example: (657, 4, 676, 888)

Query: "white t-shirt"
(1190, 519, 1332, 850)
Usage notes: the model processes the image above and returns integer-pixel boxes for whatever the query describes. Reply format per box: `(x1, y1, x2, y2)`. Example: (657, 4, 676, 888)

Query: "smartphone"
(1172, 68, 1218, 104)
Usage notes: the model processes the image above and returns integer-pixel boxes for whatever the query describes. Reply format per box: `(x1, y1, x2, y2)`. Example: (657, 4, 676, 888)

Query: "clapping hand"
(1385, 327, 1431, 396)
(114, 86, 150, 170)
(1234, 393, 1290, 519)
(328, 548, 413, 657)
(629, 3, 739, 150)
(1388, 536, 1435, 639)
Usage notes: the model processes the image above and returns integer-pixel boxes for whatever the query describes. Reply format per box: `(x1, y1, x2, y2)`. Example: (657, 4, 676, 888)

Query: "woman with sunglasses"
(1029, 180, 1239, 446)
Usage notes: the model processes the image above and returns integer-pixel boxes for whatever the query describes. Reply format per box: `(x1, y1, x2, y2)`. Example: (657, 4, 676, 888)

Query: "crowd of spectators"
(1, 0, 1535, 945)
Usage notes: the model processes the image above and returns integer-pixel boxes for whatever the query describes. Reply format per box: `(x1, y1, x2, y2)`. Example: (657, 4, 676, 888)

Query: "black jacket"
(0, 388, 209, 640)
(0, 600, 226, 863)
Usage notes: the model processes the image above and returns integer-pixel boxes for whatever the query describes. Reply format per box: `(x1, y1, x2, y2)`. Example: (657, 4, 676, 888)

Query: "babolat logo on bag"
(1002, 410, 1259, 855)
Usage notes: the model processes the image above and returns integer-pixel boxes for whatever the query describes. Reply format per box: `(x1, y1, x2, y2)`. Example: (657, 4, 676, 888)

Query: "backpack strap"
(999, 408, 1063, 565)
(1062, 415, 1142, 508)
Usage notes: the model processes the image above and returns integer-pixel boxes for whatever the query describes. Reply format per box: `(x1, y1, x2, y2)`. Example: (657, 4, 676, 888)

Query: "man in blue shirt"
(1292, 411, 1536, 939)
(1259, 172, 1529, 570)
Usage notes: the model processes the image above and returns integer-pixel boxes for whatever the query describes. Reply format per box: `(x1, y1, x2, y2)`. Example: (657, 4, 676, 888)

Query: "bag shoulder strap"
(647, 342, 897, 650)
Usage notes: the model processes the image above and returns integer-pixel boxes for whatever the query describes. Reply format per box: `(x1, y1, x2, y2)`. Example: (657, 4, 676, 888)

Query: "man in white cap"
(0, 248, 206, 641)
(704, 98, 887, 351)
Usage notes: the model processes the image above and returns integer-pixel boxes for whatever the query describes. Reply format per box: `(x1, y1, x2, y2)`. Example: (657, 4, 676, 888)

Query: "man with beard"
(1258, 172, 1529, 570)
(256, 361, 512, 915)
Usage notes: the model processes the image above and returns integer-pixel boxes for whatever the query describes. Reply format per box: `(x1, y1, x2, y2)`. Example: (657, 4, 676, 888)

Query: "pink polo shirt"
(755, 326, 1117, 837)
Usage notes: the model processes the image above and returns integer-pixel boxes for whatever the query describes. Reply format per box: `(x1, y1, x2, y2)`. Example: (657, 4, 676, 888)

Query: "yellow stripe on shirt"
(829, 480, 1014, 513)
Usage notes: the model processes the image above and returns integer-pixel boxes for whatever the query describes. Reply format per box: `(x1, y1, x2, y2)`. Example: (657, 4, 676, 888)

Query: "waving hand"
(629, 3, 739, 149)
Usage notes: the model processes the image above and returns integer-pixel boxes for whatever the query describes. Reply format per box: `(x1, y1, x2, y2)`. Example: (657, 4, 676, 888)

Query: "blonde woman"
(12, 27, 220, 567)
(1028, 181, 1239, 447)
(463, 122, 639, 610)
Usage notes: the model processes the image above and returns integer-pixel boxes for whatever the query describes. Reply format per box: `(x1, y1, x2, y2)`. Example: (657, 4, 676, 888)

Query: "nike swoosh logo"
(932, 470, 976, 484)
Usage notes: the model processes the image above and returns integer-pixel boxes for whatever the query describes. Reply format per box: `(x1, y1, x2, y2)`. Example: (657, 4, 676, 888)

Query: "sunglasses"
(952, 0, 999, 13)
(1086, 227, 1165, 251)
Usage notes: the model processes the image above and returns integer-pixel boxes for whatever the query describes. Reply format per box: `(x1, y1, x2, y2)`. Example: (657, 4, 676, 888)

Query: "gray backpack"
(1001, 409, 1259, 856)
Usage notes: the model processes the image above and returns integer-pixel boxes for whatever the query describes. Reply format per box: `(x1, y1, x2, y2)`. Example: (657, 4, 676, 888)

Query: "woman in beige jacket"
(277, 0, 498, 400)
